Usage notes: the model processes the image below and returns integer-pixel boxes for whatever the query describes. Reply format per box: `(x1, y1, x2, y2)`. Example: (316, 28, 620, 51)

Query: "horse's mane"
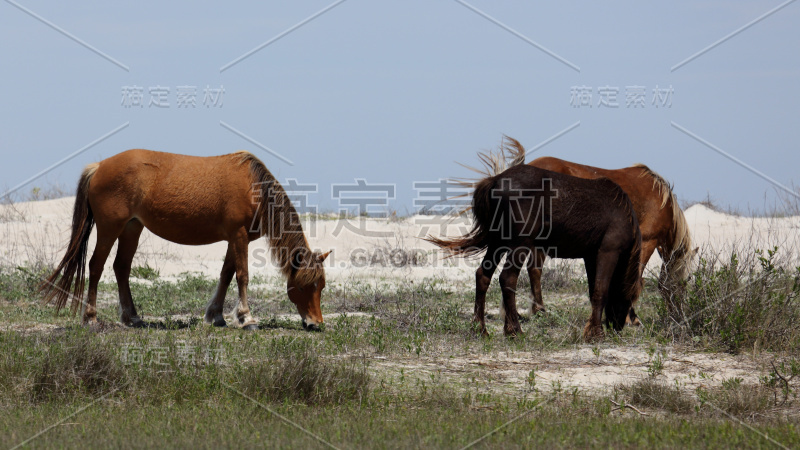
(233, 151, 323, 287)
(632, 163, 672, 208)
(632, 163, 693, 279)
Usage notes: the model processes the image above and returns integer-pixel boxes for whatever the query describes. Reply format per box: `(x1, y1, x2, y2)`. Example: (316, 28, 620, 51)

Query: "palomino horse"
(429, 162, 642, 340)
(526, 155, 693, 323)
(40, 150, 330, 330)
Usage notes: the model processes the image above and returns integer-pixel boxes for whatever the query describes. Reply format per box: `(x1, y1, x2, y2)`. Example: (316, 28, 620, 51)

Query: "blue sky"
(1, 0, 798, 214)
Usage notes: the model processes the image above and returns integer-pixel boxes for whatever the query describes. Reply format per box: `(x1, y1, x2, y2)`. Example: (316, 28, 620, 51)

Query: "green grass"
(2, 248, 800, 448)
(3, 397, 799, 449)
(0, 328, 798, 449)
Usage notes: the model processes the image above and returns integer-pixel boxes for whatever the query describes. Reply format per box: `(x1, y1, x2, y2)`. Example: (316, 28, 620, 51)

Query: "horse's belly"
(135, 213, 228, 246)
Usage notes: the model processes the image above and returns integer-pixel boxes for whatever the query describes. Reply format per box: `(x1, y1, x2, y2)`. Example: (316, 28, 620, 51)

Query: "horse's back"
(530, 156, 643, 181)
(87, 150, 257, 244)
(530, 156, 669, 240)
(488, 165, 637, 257)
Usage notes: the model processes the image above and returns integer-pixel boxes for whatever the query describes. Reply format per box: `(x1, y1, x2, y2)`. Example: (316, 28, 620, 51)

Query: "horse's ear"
(318, 250, 332, 262)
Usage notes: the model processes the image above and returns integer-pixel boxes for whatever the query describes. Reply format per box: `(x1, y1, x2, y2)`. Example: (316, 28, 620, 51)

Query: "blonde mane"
(633, 163, 693, 280)
(632, 163, 672, 208)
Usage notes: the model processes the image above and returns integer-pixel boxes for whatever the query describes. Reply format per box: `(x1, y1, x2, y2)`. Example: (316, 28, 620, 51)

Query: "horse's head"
(287, 250, 331, 331)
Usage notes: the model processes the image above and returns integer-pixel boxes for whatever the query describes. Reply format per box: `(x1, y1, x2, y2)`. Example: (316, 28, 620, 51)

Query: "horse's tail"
(457, 135, 526, 180)
(426, 174, 496, 257)
(449, 135, 526, 217)
(39, 163, 98, 313)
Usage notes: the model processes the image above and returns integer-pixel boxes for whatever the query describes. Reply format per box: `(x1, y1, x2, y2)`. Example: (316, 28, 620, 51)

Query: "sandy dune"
(2, 197, 799, 284)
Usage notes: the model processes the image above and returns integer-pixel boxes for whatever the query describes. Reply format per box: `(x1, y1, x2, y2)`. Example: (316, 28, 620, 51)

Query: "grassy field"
(1, 247, 799, 449)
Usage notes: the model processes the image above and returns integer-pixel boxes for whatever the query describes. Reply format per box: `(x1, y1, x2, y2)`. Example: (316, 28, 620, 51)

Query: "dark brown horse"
(429, 162, 642, 341)
(40, 150, 330, 330)
(526, 156, 694, 323)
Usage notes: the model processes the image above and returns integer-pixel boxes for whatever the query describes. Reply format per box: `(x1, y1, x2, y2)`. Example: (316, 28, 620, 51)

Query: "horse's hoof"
(212, 316, 227, 327)
(82, 319, 100, 329)
(129, 318, 147, 328)
(505, 329, 523, 339)
(583, 323, 605, 342)
(302, 320, 321, 332)
(243, 324, 259, 331)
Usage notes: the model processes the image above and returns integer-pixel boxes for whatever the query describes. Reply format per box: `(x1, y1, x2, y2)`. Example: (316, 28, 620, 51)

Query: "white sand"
(2, 198, 799, 285)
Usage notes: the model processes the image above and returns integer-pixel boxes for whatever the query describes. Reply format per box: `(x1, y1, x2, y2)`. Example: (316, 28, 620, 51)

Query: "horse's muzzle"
(302, 319, 322, 332)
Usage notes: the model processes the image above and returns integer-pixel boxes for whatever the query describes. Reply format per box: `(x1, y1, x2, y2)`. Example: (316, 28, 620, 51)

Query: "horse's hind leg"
(114, 219, 145, 326)
(526, 249, 547, 315)
(499, 247, 526, 337)
(84, 223, 125, 325)
(205, 245, 235, 327)
(229, 229, 257, 330)
(474, 245, 503, 335)
(499, 247, 529, 322)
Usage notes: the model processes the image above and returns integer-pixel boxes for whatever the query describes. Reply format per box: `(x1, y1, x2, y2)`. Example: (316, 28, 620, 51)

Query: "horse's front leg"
(205, 245, 235, 327)
(229, 229, 258, 330)
(626, 238, 657, 326)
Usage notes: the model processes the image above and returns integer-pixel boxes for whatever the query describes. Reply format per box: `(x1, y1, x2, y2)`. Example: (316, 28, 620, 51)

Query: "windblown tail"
(456, 135, 526, 182)
(428, 135, 526, 255)
(426, 175, 496, 257)
(450, 135, 526, 217)
(39, 163, 98, 313)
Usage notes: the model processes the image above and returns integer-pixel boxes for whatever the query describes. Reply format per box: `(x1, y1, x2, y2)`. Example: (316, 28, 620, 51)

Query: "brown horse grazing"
(525, 156, 694, 323)
(40, 150, 330, 330)
(429, 163, 642, 340)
